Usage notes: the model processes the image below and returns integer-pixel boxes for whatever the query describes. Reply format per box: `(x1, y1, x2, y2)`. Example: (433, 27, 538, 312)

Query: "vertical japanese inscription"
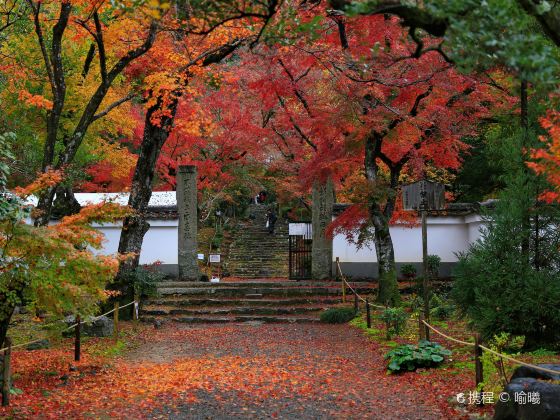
(177, 165, 199, 280)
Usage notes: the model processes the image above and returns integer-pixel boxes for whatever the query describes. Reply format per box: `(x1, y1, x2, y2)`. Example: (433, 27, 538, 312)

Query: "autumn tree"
(200, 8, 507, 302)
(0, 134, 130, 347)
(115, 1, 283, 289)
(9, 0, 163, 225)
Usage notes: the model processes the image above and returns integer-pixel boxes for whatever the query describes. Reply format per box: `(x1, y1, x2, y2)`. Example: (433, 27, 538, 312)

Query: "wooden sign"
(402, 180, 445, 211)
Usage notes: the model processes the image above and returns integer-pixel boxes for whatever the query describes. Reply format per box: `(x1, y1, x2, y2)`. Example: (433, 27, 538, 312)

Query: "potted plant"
(400, 264, 417, 280)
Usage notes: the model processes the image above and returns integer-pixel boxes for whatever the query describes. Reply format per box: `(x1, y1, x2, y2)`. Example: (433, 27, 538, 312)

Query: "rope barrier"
(421, 320, 474, 347)
(337, 257, 559, 378)
(479, 345, 560, 376)
(421, 319, 560, 376)
(0, 300, 137, 353)
(336, 259, 385, 309)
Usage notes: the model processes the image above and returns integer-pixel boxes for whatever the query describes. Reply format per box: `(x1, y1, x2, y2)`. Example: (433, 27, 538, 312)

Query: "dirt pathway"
(123, 323, 445, 419)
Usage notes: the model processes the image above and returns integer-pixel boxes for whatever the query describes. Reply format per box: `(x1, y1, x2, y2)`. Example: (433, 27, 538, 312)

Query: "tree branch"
(93, 11, 108, 84)
(277, 58, 313, 117)
(92, 93, 137, 122)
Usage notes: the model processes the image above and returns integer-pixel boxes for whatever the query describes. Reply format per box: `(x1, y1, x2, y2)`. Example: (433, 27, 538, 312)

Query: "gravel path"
(123, 323, 444, 419)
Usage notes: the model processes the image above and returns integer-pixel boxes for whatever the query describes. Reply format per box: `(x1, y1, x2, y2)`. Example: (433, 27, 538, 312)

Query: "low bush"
(132, 264, 165, 298)
(427, 255, 441, 278)
(385, 340, 452, 373)
(430, 294, 455, 320)
(379, 307, 408, 339)
(320, 307, 356, 324)
(400, 264, 417, 279)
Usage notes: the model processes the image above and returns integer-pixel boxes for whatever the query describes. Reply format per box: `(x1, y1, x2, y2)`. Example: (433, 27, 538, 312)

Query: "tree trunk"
(115, 93, 180, 291)
(51, 185, 81, 219)
(364, 131, 401, 306)
(370, 204, 400, 306)
(0, 306, 15, 350)
(520, 79, 531, 261)
(33, 186, 57, 226)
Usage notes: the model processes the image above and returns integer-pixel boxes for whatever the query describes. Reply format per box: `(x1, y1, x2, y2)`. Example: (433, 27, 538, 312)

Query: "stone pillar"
(177, 165, 199, 280)
(312, 177, 334, 279)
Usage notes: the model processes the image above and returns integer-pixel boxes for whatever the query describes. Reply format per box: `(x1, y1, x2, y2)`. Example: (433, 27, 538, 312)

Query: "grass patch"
(350, 314, 383, 338)
(89, 339, 127, 358)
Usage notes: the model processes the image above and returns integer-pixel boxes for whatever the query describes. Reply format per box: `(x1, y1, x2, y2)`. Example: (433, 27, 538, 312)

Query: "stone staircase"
(141, 280, 377, 324)
(224, 204, 289, 278)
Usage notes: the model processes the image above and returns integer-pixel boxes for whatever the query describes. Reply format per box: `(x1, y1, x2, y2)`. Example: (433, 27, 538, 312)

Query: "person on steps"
(266, 209, 277, 234)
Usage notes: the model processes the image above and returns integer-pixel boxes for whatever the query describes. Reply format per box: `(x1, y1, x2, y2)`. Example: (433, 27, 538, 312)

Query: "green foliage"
(385, 340, 452, 373)
(453, 135, 506, 202)
(379, 307, 408, 339)
(529, 348, 558, 357)
(346, 0, 560, 84)
(130, 264, 164, 298)
(0, 132, 15, 189)
(400, 264, 417, 279)
(477, 332, 520, 393)
(211, 226, 224, 249)
(405, 293, 424, 313)
(320, 307, 357, 324)
(0, 133, 25, 221)
(436, 0, 560, 84)
(426, 255, 441, 278)
(429, 294, 455, 320)
(452, 122, 560, 350)
(350, 316, 383, 338)
(376, 268, 401, 307)
(132, 264, 165, 297)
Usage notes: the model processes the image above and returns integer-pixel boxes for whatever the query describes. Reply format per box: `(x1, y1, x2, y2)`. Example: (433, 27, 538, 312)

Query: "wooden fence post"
(474, 333, 484, 394)
(335, 257, 340, 280)
(418, 313, 426, 341)
(74, 315, 81, 362)
(354, 292, 358, 312)
(337, 257, 346, 304)
(2, 337, 11, 407)
(113, 302, 119, 340)
(366, 299, 371, 329)
(133, 295, 139, 323)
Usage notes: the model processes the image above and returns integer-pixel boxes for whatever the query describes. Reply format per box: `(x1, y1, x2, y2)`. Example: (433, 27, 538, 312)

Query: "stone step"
(155, 280, 361, 287)
(141, 305, 328, 316)
(144, 296, 345, 306)
(155, 286, 376, 297)
(141, 314, 321, 324)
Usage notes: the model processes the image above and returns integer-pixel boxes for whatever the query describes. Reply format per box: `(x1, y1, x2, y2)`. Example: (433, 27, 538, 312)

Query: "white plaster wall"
(465, 215, 486, 244)
(93, 216, 485, 265)
(92, 220, 178, 264)
(333, 216, 486, 263)
(29, 203, 486, 266)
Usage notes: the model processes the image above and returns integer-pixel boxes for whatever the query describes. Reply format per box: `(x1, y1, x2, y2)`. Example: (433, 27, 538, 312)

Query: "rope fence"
(0, 299, 139, 407)
(335, 256, 560, 392)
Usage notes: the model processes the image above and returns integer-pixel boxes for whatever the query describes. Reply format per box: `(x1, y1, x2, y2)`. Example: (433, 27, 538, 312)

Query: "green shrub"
(452, 132, 560, 350)
(530, 348, 558, 357)
(427, 255, 441, 278)
(385, 340, 452, 373)
(400, 264, 417, 279)
(131, 264, 164, 298)
(429, 294, 455, 320)
(406, 294, 424, 312)
(379, 307, 408, 339)
(320, 307, 356, 324)
(477, 333, 521, 394)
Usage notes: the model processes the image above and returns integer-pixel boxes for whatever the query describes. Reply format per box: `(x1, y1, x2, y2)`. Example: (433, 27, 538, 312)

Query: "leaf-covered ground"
(0, 322, 452, 419)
